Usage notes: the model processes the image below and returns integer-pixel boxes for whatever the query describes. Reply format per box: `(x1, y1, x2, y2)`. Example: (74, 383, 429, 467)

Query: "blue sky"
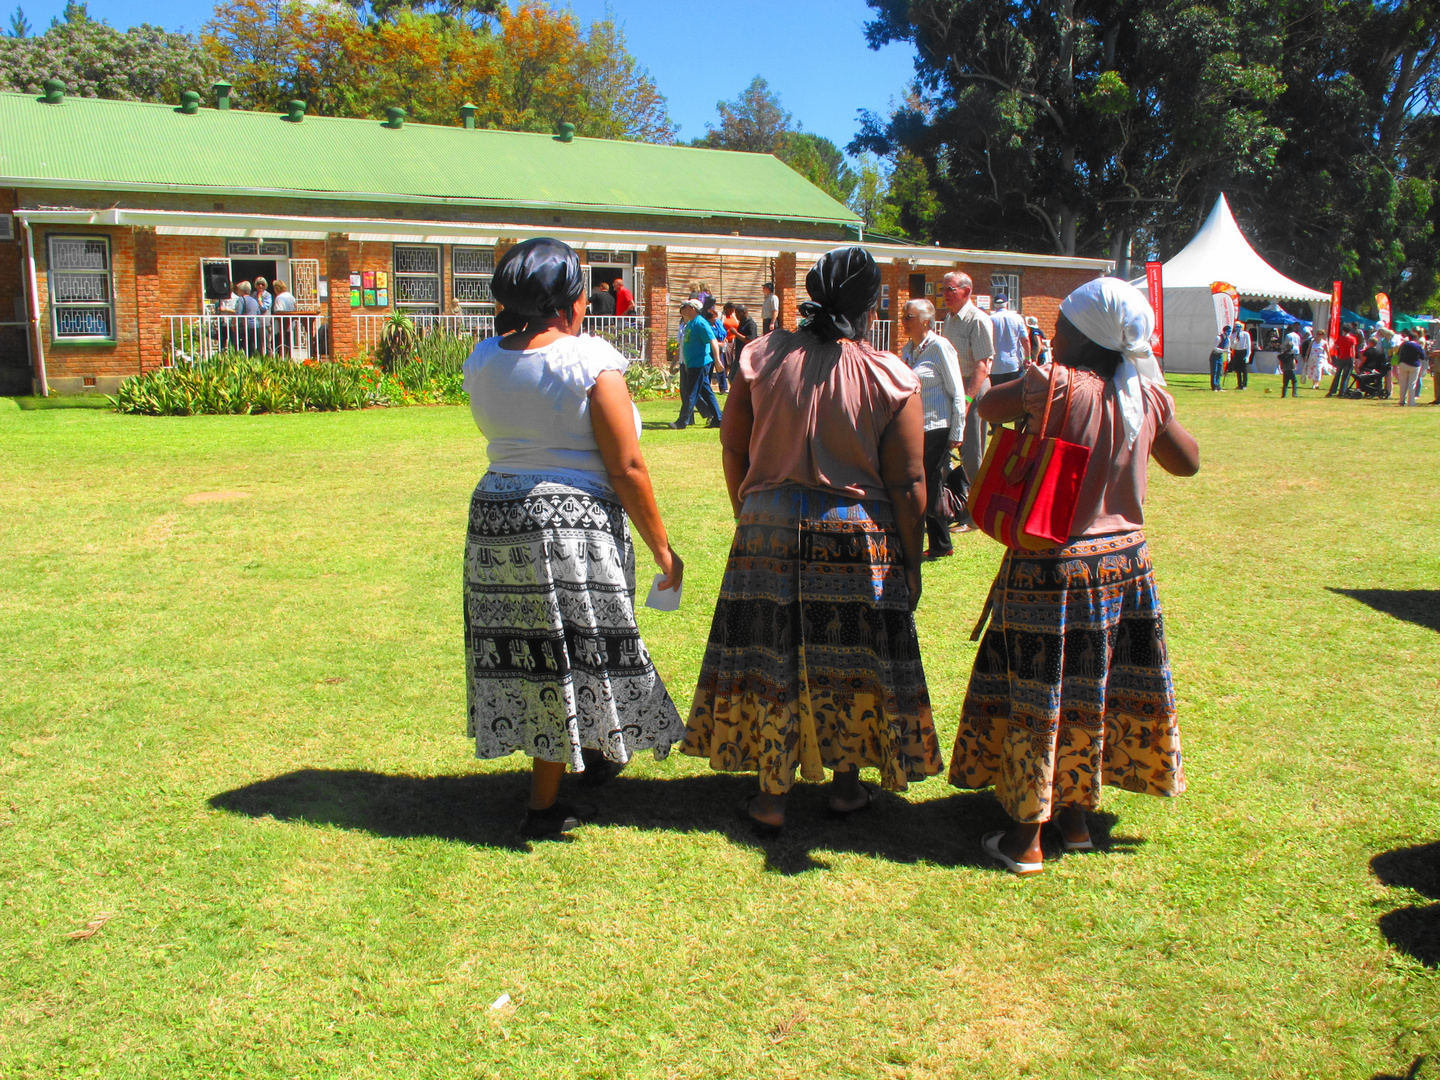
(10, 0, 921, 153)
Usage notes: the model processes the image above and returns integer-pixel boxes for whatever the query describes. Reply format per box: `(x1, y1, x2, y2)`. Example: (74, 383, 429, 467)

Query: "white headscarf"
(1058, 276, 1167, 449)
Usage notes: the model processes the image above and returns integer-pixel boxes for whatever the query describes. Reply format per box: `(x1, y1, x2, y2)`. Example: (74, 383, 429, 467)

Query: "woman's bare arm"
(589, 370, 682, 590)
(719, 370, 755, 519)
(879, 394, 928, 611)
(976, 377, 1027, 423)
(1151, 417, 1200, 476)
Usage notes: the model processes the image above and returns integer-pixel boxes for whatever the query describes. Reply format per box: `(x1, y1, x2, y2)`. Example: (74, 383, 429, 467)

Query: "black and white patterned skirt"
(464, 471, 683, 769)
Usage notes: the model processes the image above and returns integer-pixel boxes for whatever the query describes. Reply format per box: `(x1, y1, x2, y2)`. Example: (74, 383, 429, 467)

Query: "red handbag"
(969, 363, 1091, 551)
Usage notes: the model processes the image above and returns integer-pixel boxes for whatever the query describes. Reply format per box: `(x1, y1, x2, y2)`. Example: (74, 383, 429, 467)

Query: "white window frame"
(451, 245, 494, 311)
(393, 245, 441, 315)
(48, 235, 115, 341)
(991, 273, 1021, 312)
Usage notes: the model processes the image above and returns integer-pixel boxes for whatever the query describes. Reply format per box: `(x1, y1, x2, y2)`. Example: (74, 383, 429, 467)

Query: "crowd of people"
(219, 275, 302, 356)
(458, 237, 1198, 876)
(1211, 320, 1438, 405)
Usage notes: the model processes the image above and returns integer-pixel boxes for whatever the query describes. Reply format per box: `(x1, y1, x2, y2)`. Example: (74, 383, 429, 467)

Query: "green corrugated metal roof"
(0, 91, 861, 226)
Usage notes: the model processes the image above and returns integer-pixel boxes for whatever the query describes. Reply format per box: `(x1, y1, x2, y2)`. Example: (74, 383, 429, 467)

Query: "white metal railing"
(353, 313, 495, 352)
(353, 313, 647, 359)
(867, 319, 948, 355)
(165, 315, 326, 364)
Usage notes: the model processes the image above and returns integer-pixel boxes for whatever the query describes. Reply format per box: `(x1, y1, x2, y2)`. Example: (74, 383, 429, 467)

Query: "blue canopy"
(1238, 305, 1308, 326)
(1341, 308, 1379, 329)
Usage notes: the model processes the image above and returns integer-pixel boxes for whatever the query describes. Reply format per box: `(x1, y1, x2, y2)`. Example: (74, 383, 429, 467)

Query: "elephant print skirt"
(681, 485, 943, 795)
(948, 531, 1184, 823)
(464, 471, 682, 769)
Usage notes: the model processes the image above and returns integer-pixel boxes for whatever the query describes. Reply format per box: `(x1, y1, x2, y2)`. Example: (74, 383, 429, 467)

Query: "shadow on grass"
(210, 768, 1142, 874)
(1371, 841, 1440, 968)
(1371, 1057, 1435, 1080)
(1328, 588, 1440, 633)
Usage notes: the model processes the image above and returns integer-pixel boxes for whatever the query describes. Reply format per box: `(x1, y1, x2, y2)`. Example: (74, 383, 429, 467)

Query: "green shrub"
(110, 352, 375, 415)
(624, 360, 675, 401)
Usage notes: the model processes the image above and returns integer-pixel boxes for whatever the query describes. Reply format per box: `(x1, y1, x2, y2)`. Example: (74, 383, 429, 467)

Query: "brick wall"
(643, 245, 667, 366)
(36, 224, 142, 387)
(0, 189, 31, 392)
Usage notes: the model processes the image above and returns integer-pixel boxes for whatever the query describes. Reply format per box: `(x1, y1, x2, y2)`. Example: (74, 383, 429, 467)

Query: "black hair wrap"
(798, 246, 881, 343)
(491, 237, 586, 335)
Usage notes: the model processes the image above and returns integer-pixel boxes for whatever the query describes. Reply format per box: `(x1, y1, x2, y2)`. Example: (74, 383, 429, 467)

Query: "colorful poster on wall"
(349, 272, 361, 289)
(362, 270, 376, 290)
(1376, 292, 1391, 328)
(349, 288, 361, 308)
(376, 288, 389, 307)
(1329, 281, 1342, 342)
(375, 271, 389, 290)
(1145, 261, 1164, 360)
(363, 288, 377, 306)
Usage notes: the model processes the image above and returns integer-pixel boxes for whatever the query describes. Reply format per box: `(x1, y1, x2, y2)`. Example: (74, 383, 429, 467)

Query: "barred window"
(452, 246, 494, 308)
(394, 245, 440, 314)
(48, 236, 114, 340)
(990, 273, 1021, 311)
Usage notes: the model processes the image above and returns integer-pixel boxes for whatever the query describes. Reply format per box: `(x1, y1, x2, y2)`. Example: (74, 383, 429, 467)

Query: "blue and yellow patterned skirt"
(949, 531, 1185, 822)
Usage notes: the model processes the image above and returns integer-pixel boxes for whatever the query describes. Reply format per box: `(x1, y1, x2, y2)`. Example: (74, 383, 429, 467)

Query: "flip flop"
(982, 830, 1044, 875)
(826, 782, 874, 821)
(735, 797, 783, 839)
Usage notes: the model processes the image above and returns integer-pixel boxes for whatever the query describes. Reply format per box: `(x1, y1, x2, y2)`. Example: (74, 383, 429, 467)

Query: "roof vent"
(213, 82, 232, 110)
(284, 100, 305, 123)
(460, 102, 476, 130)
(555, 121, 575, 143)
(386, 106, 406, 129)
(179, 90, 200, 114)
(42, 79, 64, 105)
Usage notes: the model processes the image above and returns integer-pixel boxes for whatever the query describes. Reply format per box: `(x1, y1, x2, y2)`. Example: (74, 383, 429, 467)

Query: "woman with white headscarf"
(949, 277, 1200, 876)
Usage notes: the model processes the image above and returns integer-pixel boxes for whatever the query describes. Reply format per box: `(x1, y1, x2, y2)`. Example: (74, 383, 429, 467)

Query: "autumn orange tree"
(203, 0, 676, 142)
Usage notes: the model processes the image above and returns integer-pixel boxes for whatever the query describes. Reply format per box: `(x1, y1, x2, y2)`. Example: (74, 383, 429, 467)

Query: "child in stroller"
(1351, 336, 1390, 398)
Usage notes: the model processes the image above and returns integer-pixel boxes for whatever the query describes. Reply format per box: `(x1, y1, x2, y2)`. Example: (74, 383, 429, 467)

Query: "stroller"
(1350, 367, 1387, 398)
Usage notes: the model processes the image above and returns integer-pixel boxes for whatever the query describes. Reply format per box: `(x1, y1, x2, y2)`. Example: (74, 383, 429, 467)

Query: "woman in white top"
(461, 238, 684, 838)
(1305, 329, 1331, 389)
(899, 298, 966, 557)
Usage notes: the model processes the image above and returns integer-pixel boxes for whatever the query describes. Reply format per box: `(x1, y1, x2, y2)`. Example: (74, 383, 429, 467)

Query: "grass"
(8, 394, 113, 411)
(1, 372, 1437, 1080)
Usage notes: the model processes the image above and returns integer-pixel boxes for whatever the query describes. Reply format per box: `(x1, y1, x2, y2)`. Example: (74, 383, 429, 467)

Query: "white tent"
(1135, 194, 1331, 374)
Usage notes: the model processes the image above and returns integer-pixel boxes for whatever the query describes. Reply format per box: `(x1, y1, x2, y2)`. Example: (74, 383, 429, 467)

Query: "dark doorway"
(590, 268, 623, 290)
(0, 324, 31, 395)
(908, 273, 927, 300)
(230, 259, 277, 292)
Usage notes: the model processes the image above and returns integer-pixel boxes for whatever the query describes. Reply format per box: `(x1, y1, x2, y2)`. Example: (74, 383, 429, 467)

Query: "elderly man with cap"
(939, 272, 995, 531)
(670, 298, 723, 429)
(950, 275, 1199, 876)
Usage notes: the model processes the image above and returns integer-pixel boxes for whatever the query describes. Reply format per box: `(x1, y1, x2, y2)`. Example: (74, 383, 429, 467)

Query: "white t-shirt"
(1231, 328, 1251, 351)
(463, 333, 640, 484)
(272, 293, 297, 313)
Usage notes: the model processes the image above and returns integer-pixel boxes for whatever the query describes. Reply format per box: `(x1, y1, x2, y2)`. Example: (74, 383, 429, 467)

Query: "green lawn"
(1, 373, 1437, 1079)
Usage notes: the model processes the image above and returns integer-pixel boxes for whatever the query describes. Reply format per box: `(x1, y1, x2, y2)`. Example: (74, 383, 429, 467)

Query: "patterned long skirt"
(464, 471, 683, 770)
(948, 531, 1184, 823)
(682, 486, 943, 795)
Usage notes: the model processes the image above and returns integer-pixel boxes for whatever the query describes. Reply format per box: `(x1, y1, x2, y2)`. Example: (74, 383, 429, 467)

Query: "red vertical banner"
(1328, 281, 1342, 342)
(1376, 292, 1391, 328)
(1145, 260, 1164, 359)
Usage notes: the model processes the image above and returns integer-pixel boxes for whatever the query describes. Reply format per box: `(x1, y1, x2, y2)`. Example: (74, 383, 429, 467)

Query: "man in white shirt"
(1229, 323, 1253, 389)
(760, 282, 779, 333)
(987, 294, 1029, 386)
(939, 271, 995, 532)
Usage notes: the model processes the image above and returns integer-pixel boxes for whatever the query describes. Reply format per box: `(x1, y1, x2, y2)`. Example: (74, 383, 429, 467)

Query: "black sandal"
(826, 783, 875, 821)
(519, 801, 590, 839)
(577, 748, 624, 788)
(735, 797, 783, 839)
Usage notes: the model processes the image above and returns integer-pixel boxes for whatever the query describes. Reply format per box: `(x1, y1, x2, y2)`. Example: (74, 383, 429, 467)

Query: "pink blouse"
(1022, 363, 1176, 536)
(738, 330, 920, 502)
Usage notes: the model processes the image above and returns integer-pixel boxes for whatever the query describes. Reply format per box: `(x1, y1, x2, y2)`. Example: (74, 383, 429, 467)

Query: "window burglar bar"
(49, 235, 114, 339)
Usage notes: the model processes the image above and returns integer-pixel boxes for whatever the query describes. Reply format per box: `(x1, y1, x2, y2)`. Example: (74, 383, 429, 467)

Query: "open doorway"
(230, 259, 278, 295)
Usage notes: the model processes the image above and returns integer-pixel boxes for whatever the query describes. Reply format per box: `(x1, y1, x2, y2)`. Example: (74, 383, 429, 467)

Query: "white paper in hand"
(644, 573, 682, 611)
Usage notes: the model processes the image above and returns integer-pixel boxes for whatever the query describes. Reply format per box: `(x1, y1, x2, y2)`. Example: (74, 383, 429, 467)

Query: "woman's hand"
(655, 544, 683, 593)
(906, 565, 922, 612)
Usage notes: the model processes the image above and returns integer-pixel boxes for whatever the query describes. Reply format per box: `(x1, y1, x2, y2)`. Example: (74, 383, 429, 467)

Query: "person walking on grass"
(460, 238, 684, 839)
(1328, 325, 1358, 397)
(949, 276, 1199, 876)
(669, 299, 723, 429)
(899, 297, 965, 560)
(1279, 332, 1300, 398)
(1210, 325, 1231, 391)
(1230, 322, 1253, 389)
(1396, 330, 1425, 406)
(939, 271, 995, 532)
(683, 247, 943, 834)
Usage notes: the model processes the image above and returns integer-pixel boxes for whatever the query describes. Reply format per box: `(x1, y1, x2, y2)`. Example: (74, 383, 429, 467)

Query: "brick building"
(0, 85, 1111, 396)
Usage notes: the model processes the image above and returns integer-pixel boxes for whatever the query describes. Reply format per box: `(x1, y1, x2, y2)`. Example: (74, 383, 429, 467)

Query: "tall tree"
(0, 1, 215, 100)
(9, 6, 30, 37)
(696, 76, 858, 202)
